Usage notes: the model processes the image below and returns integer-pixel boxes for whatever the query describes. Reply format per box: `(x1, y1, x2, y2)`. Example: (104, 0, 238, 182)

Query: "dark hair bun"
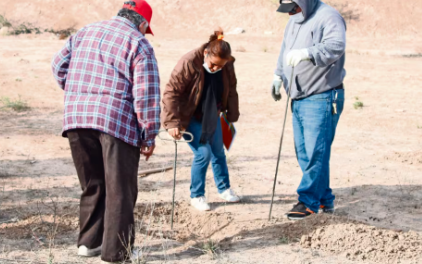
(209, 30, 224, 42)
(206, 29, 231, 60)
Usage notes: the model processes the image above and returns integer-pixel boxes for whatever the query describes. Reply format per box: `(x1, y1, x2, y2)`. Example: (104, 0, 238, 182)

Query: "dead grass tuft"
(44, 28, 76, 40)
(201, 239, 220, 259)
(0, 14, 12, 27)
(0, 96, 30, 112)
(353, 101, 364, 109)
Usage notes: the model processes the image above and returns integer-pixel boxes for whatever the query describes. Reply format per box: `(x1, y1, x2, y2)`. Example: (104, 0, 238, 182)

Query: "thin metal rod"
(269, 67, 295, 221)
(171, 141, 177, 230)
(138, 166, 173, 176)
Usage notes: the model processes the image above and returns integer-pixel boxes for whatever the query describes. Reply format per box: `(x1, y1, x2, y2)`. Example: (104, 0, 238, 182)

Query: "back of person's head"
(117, 1, 149, 29)
(205, 30, 232, 61)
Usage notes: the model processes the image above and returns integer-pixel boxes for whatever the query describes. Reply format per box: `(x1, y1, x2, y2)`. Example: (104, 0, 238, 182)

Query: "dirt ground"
(1, 0, 422, 263)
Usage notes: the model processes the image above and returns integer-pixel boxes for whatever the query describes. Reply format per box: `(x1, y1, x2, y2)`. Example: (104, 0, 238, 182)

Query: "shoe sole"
(78, 250, 101, 257)
(220, 199, 240, 203)
(286, 215, 307, 220)
(190, 204, 211, 211)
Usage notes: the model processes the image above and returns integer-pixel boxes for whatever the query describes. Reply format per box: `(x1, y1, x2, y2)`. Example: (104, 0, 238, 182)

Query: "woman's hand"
(168, 128, 182, 140)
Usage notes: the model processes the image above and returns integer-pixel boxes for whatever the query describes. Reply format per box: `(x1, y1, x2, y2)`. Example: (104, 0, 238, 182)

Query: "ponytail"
(205, 30, 232, 60)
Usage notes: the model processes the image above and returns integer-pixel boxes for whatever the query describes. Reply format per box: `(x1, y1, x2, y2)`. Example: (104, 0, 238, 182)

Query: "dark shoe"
(319, 205, 335, 214)
(286, 202, 315, 220)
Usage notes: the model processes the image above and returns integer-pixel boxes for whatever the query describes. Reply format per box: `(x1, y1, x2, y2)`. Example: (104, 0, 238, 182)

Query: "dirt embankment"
(1, 0, 422, 39)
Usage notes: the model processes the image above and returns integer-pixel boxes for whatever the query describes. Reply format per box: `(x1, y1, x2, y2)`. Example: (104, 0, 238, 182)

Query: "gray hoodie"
(275, 0, 346, 100)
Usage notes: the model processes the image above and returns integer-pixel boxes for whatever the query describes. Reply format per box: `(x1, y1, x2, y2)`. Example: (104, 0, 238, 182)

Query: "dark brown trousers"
(67, 129, 140, 262)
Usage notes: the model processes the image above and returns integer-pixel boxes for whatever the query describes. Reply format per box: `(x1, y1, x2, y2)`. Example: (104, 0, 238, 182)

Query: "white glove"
(271, 74, 282, 101)
(286, 49, 310, 67)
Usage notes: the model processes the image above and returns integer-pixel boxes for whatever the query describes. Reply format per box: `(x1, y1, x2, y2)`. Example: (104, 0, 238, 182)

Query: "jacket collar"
(112, 16, 139, 31)
(191, 44, 207, 72)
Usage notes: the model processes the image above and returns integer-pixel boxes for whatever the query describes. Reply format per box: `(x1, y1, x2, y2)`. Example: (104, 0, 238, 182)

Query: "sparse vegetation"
(353, 101, 364, 109)
(201, 239, 220, 259)
(15, 78, 22, 82)
(44, 28, 76, 40)
(279, 236, 290, 244)
(353, 97, 363, 110)
(10, 23, 41, 35)
(0, 14, 74, 38)
(0, 96, 30, 112)
(0, 14, 12, 27)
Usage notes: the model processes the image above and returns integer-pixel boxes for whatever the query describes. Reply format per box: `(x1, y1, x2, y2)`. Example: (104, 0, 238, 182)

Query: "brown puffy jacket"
(161, 44, 240, 130)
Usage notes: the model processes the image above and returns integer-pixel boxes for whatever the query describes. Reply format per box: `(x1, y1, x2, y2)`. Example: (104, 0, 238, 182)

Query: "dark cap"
(277, 0, 298, 13)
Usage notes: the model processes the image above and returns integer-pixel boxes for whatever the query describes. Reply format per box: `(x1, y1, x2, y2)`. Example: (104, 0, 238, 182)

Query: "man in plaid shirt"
(51, 1, 160, 262)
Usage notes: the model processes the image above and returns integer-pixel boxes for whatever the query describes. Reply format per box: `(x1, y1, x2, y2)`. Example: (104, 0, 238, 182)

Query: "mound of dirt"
(0, 214, 78, 240)
(135, 201, 233, 243)
(301, 223, 422, 263)
(0, 0, 287, 37)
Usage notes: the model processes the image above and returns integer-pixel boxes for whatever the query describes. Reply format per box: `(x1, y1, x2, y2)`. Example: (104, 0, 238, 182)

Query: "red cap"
(122, 0, 154, 35)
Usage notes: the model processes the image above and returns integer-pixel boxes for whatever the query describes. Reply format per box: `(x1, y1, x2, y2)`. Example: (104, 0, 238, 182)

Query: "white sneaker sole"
(219, 196, 240, 203)
(286, 215, 306, 221)
(191, 204, 211, 211)
(190, 200, 211, 211)
(78, 246, 101, 257)
(220, 199, 240, 203)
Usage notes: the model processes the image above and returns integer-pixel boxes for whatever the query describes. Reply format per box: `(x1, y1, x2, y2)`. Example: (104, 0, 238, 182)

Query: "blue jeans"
(184, 117, 231, 198)
(292, 89, 344, 213)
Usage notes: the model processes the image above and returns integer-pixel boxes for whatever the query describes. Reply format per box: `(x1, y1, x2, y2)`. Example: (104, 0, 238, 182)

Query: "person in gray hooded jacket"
(272, 0, 346, 220)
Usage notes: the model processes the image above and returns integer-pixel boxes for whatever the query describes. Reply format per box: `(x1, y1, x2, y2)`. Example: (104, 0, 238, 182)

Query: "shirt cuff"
(142, 138, 155, 147)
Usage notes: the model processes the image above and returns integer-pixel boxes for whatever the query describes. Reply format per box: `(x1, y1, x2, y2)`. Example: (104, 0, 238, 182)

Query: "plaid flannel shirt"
(52, 16, 160, 147)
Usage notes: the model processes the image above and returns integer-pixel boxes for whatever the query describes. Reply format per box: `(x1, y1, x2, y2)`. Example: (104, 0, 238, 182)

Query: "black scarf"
(199, 70, 223, 144)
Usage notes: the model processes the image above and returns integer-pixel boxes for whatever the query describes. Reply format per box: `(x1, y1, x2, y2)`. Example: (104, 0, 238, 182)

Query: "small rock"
(227, 27, 245, 35)
(0, 27, 11, 36)
(300, 235, 311, 245)
(233, 236, 243, 241)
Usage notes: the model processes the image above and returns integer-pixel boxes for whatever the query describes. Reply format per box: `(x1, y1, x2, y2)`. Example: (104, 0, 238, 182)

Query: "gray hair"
(117, 7, 148, 29)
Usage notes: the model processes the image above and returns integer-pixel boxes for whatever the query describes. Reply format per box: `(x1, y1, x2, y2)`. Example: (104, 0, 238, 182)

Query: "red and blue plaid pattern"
(52, 16, 160, 147)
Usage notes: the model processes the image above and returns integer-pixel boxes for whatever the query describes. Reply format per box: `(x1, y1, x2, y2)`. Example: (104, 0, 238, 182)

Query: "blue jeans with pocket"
(291, 89, 344, 213)
(184, 117, 231, 198)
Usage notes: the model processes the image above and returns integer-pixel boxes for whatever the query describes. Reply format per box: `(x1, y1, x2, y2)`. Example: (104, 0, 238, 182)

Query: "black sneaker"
(319, 205, 335, 214)
(286, 202, 315, 220)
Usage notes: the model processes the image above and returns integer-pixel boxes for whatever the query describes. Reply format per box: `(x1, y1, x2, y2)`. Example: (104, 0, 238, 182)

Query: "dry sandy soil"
(1, 0, 422, 263)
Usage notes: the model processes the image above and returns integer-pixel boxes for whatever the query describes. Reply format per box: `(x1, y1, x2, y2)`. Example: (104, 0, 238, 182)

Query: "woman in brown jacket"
(161, 30, 240, 211)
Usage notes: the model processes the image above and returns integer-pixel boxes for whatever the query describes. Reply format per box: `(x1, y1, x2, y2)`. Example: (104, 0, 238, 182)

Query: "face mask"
(290, 11, 304, 22)
(203, 60, 222, 74)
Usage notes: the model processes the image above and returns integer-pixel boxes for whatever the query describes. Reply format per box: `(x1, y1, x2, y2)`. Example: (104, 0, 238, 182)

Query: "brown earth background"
(0, 0, 422, 264)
